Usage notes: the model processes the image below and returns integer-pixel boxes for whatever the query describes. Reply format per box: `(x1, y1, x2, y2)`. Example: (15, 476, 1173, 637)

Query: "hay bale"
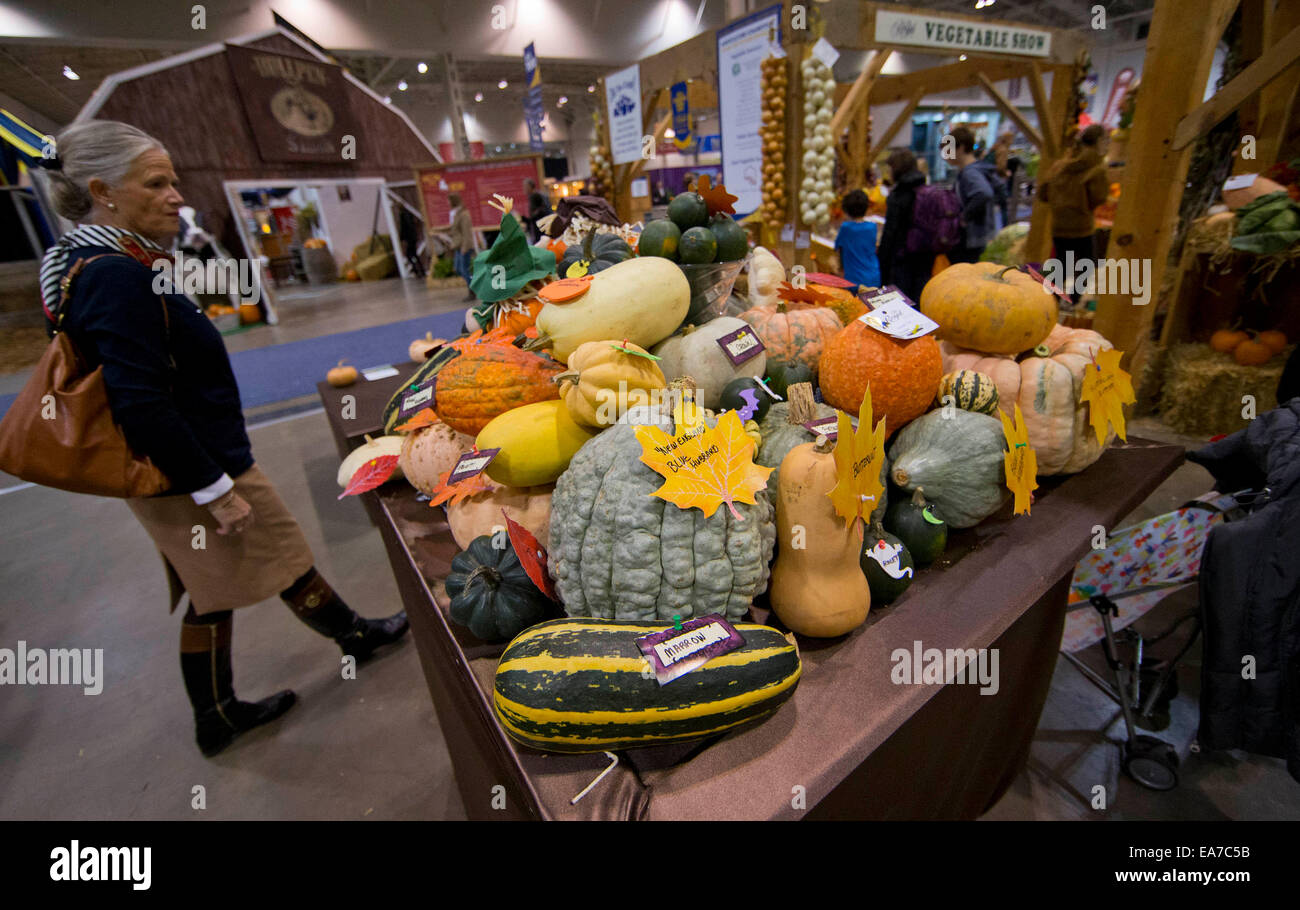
(1159, 343, 1287, 435)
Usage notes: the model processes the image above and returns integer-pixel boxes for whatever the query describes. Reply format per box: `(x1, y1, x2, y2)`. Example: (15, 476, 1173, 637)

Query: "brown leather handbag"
(0, 255, 171, 497)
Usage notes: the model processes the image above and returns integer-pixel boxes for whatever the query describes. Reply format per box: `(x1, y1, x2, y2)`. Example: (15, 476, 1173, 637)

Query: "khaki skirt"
(127, 464, 315, 615)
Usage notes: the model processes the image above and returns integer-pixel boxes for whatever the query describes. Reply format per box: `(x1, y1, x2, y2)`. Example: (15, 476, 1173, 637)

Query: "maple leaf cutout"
(696, 174, 739, 216)
(775, 282, 836, 307)
(1080, 347, 1135, 446)
(635, 410, 771, 520)
(1000, 403, 1038, 517)
(338, 455, 399, 499)
(826, 385, 887, 535)
(428, 469, 495, 508)
(393, 408, 441, 433)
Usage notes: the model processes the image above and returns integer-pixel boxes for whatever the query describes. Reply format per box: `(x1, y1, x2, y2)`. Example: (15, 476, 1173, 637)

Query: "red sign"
(417, 155, 543, 231)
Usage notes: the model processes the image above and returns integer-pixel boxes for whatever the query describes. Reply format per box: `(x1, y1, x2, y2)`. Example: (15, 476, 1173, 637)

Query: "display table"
(318, 378, 1183, 819)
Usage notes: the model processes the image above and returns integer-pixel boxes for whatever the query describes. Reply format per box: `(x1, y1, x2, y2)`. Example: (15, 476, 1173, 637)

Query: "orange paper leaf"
(999, 403, 1038, 517)
(634, 410, 771, 520)
(826, 385, 887, 534)
(393, 408, 441, 433)
(429, 468, 494, 508)
(775, 282, 835, 307)
(697, 174, 739, 216)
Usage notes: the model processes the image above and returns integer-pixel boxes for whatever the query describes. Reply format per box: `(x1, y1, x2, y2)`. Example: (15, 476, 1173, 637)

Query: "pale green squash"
(887, 409, 1007, 529)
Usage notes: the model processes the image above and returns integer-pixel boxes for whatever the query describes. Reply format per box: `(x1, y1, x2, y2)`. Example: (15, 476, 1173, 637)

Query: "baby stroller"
(1060, 488, 1267, 790)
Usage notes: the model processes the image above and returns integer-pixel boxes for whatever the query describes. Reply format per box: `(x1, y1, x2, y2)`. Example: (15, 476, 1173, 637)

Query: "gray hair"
(47, 120, 169, 221)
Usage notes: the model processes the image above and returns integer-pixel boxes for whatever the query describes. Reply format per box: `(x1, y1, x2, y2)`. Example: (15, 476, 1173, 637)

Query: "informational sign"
(225, 44, 357, 162)
(874, 10, 1052, 58)
(415, 155, 544, 231)
(716, 3, 782, 216)
(523, 42, 545, 151)
(604, 64, 643, 165)
(631, 176, 649, 198)
(670, 80, 692, 150)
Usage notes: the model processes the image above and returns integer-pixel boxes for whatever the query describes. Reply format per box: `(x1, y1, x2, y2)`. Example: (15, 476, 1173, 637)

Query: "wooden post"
(1023, 63, 1075, 264)
(830, 49, 891, 138)
(868, 90, 924, 163)
(1092, 0, 1242, 380)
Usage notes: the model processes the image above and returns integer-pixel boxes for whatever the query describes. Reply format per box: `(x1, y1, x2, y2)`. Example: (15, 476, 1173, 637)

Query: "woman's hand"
(207, 490, 255, 536)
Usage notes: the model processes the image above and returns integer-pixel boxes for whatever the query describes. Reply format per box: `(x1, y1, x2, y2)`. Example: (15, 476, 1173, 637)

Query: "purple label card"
(715, 326, 766, 366)
(447, 448, 500, 485)
(802, 413, 856, 442)
(636, 613, 745, 685)
(396, 377, 437, 422)
(861, 285, 912, 309)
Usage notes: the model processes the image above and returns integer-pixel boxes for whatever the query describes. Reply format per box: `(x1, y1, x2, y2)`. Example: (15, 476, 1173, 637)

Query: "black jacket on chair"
(1188, 399, 1300, 782)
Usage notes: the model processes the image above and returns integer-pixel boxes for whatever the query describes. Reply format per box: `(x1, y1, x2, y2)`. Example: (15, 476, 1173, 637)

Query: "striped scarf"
(39, 224, 172, 326)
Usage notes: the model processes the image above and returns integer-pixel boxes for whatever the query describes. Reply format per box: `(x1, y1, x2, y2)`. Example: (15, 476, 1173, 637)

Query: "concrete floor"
(1, 278, 1296, 819)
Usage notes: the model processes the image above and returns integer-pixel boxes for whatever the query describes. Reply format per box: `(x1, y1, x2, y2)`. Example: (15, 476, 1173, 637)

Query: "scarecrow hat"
(470, 197, 556, 303)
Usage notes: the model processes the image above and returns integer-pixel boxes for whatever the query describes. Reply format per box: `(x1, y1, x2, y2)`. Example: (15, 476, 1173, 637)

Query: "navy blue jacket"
(56, 248, 253, 495)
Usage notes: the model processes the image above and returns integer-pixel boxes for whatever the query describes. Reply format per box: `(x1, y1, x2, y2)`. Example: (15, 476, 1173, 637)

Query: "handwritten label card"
(858, 287, 939, 339)
(780, 223, 795, 243)
(715, 326, 766, 365)
(636, 614, 744, 685)
(447, 448, 500, 485)
(396, 377, 438, 422)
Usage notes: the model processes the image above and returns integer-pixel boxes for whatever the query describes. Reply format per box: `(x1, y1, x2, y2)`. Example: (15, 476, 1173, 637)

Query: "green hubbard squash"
(769, 435, 872, 637)
(919, 262, 1057, 355)
(548, 405, 776, 622)
(492, 618, 801, 753)
(887, 409, 1007, 529)
(446, 534, 554, 643)
(883, 486, 947, 567)
(860, 519, 915, 606)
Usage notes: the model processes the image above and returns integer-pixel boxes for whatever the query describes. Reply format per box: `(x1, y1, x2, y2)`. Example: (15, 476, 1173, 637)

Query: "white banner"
(604, 64, 643, 166)
(875, 10, 1051, 58)
(717, 3, 782, 216)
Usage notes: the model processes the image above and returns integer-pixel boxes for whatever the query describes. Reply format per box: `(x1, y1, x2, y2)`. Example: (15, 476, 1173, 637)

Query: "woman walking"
(1040, 124, 1110, 303)
(448, 192, 476, 302)
(38, 120, 408, 757)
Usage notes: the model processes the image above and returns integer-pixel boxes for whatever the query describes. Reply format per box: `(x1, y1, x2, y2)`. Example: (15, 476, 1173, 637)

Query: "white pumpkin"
(651, 316, 768, 409)
(337, 434, 405, 488)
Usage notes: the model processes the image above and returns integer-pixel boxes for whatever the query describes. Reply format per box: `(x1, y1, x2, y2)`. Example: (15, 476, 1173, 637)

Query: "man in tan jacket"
(447, 193, 476, 302)
(1040, 124, 1110, 302)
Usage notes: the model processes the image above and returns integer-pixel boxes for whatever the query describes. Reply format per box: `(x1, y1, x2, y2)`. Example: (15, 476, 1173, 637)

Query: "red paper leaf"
(429, 468, 494, 507)
(338, 455, 399, 499)
(503, 509, 558, 602)
(805, 272, 856, 289)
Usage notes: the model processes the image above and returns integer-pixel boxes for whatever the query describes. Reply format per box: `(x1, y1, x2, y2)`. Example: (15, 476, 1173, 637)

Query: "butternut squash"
(769, 436, 871, 637)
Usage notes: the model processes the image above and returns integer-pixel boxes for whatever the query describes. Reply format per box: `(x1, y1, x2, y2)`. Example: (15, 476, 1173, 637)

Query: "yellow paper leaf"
(1079, 348, 1135, 446)
(672, 395, 707, 436)
(1000, 403, 1038, 517)
(826, 385, 887, 534)
(635, 410, 771, 519)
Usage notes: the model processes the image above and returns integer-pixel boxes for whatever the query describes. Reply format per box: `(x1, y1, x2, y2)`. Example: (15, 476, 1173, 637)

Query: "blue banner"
(523, 43, 544, 150)
(670, 81, 691, 151)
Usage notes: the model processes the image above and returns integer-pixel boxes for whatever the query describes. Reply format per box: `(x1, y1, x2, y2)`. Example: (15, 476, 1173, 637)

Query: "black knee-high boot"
(281, 568, 409, 663)
(179, 605, 296, 757)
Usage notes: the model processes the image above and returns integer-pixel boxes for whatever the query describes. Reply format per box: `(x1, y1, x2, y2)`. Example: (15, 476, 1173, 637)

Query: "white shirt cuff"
(190, 473, 234, 505)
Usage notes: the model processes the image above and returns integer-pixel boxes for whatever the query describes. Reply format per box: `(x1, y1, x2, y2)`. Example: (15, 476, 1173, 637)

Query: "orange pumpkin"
(920, 262, 1057, 355)
(739, 301, 843, 375)
(811, 283, 868, 325)
(434, 343, 564, 435)
(819, 322, 943, 435)
(1210, 329, 1249, 353)
(1256, 329, 1288, 355)
(1233, 340, 1274, 366)
(494, 298, 544, 335)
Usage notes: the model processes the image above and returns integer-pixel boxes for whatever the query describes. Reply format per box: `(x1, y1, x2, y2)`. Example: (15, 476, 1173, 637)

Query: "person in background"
(949, 126, 1004, 263)
(877, 148, 933, 305)
(1040, 124, 1110, 304)
(985, 130, 1020, 225)
(39, 120, 408, 757)
(522, 177, 550, 243)
(682, 172, 698, 195)
(834, 189, 881, 289)
(448, 192, 476, 303)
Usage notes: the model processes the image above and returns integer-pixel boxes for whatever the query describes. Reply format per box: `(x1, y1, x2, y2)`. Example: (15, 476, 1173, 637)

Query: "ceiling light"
(959, 55, 968, 61)
(499, 79, 508, 89)
(587, 84, 596, 93)
(62, 65, 79, 80)
(664, 128, 675, 138)
(417, 61, 428, 74)
(475, 91, 484, 102)
(558, 95, 568, 105)
(397, 80, 408, 91)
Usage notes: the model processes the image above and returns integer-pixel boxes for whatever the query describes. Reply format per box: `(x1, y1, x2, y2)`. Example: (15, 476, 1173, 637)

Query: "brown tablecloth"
(363, 435, 1183, 820)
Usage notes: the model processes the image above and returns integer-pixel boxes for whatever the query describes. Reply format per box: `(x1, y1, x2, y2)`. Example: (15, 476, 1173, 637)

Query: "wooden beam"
(869, 57, 1031, 105)
(1027, 61, 1058, 158)
(1254, 0, 1300, 167)
(976, 72, 1045, 150)
(868, 90, 924, 162)
(830, 49, 891, 138)
(1024, 63, 1076, 264)
(1172, 23, 1300, 149)
(1093, 0, 1242, 386)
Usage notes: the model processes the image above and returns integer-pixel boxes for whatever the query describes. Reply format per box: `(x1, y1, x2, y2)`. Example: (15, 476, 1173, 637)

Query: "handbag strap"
(55, 253, 177, 371)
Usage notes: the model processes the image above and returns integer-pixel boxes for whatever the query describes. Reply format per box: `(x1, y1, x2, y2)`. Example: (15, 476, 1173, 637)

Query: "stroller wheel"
(1124, 735, 1179, 790)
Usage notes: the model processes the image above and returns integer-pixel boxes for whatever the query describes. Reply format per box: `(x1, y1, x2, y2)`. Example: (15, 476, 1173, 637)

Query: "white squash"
(652, 317, 767, 409)
(337, 434, 405, 488)
(531, 257, 689, 363)
(748, 246, 786, 309)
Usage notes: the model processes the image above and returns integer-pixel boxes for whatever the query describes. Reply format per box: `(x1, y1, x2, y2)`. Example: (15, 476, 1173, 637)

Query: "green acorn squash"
(446, 534, 553, 643)
(549, 406, 776, 622)
(883, 486, 947, 567)
(765, 359, 813, 398)
(558, 229, 633, 278)
(860, 520, 915, 606)
(887, 409, 1007, 529)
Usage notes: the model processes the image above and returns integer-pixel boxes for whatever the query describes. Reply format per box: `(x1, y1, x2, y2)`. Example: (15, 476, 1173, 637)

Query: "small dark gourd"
(719, 376, 773, 422)
(558, 228, 634, 278)
(860, 520, 915, 606)
(765, 359, 813, 398)
(445, 534, 552, 643)
(883, 486, 947, 567)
